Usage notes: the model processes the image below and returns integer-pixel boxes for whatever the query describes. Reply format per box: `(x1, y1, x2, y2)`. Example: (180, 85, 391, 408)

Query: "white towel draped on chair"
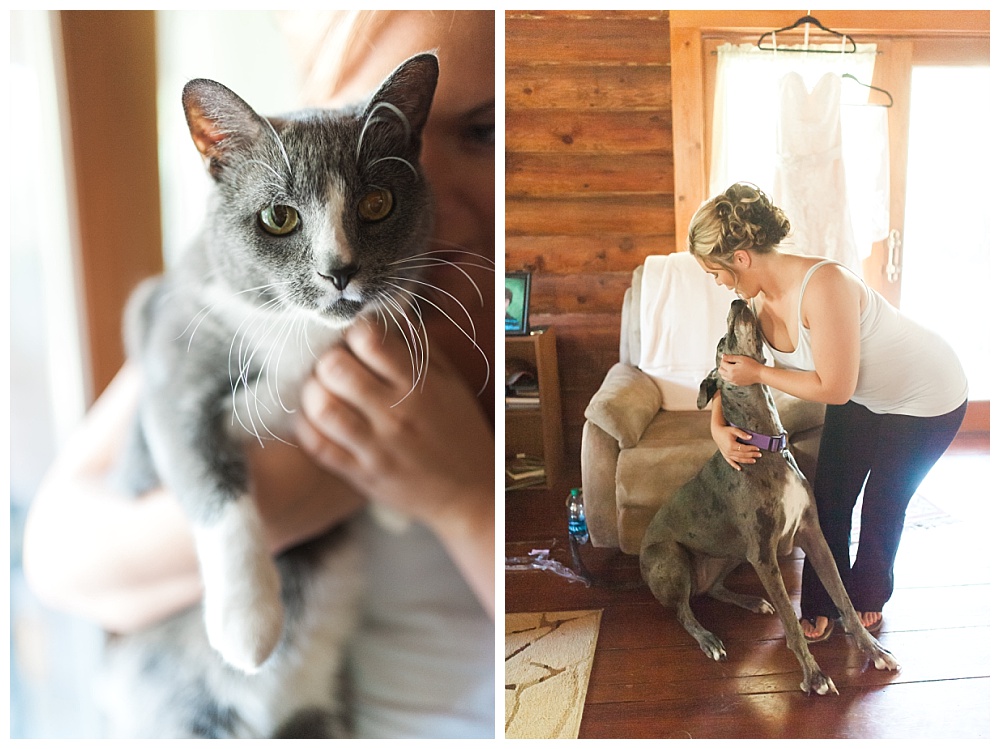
(638, 253, 735, 410)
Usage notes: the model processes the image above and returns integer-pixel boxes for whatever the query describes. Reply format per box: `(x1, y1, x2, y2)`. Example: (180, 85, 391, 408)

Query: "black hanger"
(757, 15, 858, 54)
(842, 73, 894, 107)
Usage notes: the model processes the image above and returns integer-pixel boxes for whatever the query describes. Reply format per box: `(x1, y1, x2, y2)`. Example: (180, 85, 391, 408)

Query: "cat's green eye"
(358, 188, 393, 222)
(259, 204, 300, 235)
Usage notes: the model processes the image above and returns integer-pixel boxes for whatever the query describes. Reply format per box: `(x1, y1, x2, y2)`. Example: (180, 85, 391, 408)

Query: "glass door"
(863, 38, 990, 427)
(899, 64, 990, 402)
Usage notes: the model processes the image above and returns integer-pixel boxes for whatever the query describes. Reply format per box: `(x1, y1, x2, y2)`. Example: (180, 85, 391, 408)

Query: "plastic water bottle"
(566, 487, 589, 545)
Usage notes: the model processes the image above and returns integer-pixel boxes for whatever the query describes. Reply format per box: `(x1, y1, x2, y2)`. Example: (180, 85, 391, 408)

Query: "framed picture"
(504, 271, 531, 335)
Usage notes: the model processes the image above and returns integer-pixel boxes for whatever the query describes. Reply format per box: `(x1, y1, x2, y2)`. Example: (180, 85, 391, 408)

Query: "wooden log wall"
(505, 10, 675, 470)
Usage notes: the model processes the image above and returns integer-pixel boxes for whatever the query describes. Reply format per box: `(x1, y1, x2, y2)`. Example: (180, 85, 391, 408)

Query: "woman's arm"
(23, 366, 203, 632)
(709, 392, 762, 471)
(23, 364, 366, 633)
(294, 321, 496, 617)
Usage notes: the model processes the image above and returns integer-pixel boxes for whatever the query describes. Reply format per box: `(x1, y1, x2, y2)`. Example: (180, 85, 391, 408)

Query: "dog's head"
(697, 299, 765, 409)
(722, 298, 765, 362)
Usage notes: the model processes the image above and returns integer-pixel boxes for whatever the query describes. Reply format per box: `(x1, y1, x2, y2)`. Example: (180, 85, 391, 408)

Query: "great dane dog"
(639, 299, 899, 695)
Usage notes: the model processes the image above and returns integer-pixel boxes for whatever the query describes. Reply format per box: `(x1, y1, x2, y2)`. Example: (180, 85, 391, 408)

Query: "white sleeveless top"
(760, 260, 967, 417)
(347, 514, 494, 738)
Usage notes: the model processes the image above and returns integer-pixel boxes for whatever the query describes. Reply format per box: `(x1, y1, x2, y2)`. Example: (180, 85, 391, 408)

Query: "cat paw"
(203, 562, 284, 674)
(194, 501, 285, 674)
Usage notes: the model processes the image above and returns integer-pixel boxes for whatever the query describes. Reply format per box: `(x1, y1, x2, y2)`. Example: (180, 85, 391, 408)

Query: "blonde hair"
(688, 183, 790, 268)
(276, 11, 384, 104)
(277, 11, 462, 106)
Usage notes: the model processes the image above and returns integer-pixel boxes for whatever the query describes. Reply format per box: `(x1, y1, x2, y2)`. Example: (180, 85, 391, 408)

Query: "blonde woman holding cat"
(24, 10, 495, 739)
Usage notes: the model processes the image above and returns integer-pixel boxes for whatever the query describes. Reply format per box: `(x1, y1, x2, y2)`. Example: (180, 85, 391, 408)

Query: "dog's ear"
(697, 369, 720, 409)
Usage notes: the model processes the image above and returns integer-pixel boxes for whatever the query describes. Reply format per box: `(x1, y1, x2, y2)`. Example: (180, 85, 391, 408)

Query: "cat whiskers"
(385, 276, 491, 398)
(390, 249, 494, 307)
(371, 288, 430, 405)
(243, 159, 287, 192)
(230, 296, 287, 445)
(226, 285, 305, 447)
(356, 101, 412, 163)
(367, 156, 418, 181)
(356, 102, 420, 181)
(260, 117, 293, 177)
(177, 282, 292, 351)
(388, 246, 494, 396)
(402, 244, 495, 266)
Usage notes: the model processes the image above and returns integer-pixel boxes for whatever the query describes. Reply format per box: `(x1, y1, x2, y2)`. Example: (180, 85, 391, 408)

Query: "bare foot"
(800, 615, 834, 642)
(856, 611, 883, 632)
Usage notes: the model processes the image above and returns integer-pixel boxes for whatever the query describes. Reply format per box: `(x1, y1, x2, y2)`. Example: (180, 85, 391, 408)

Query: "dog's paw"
(696, 633, 728, 662)
(754, 599, 776, 615)
(852, 630, 900, 672)
(736, 594, 775, 615)
(801, 671, 839, 696)
(871, 646, 900, 672)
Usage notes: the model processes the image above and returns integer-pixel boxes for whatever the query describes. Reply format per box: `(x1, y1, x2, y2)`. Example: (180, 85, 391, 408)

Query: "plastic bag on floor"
(504, 547, 589, 585)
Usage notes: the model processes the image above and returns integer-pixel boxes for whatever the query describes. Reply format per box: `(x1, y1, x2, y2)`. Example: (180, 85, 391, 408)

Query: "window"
(900, 65, 990, 399)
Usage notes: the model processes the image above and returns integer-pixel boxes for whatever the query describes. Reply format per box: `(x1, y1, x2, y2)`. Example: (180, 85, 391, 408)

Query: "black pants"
(800, 399, 967, 620)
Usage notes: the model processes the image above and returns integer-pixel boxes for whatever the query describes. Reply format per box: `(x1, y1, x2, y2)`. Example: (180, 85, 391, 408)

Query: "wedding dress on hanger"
(842, 98, 890, 260)
(773, 71, 861, 272)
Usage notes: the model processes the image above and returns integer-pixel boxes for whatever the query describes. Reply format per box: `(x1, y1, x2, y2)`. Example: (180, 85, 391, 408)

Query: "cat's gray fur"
(101, 54, 439, 738)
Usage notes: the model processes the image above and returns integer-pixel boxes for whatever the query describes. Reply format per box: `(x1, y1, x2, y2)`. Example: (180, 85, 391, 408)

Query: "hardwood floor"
(504, 437, 991, 739)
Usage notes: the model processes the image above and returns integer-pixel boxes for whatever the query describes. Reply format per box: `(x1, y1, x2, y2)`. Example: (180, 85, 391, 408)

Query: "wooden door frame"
(58, 10, 164, 405)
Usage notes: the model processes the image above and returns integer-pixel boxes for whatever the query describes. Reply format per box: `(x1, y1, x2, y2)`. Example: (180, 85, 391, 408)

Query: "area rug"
(850, 492, 957, 544)
(505, 609, 602, 739)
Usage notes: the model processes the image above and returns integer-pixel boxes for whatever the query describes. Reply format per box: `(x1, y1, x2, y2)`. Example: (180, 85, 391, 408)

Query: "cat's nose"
(319, 263, 360, 291)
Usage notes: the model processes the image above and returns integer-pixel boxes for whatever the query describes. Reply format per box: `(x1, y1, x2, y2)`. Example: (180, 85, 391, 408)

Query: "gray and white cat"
(101, 53, 439, 738)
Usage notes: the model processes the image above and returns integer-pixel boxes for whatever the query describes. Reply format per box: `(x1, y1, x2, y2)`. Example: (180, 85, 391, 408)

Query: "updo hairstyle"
(688, 183, 791, 266)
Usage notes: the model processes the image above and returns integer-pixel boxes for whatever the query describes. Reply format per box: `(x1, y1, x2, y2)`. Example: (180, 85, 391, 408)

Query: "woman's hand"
(718, 355, 764, 387)
(293, 320, 495, 615)
(247, 440, 367, 555)
(294, 321, 493, 525)
(712, 423, 763, 472)
(708, 389, 761, 471)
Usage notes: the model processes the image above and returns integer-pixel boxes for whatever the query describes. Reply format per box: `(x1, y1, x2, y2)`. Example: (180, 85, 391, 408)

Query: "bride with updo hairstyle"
(688, 182, 791, 267)
(687, 179, 968, 649)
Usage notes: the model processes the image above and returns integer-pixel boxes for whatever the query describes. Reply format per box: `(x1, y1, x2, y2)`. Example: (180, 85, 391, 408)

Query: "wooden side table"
(505, 326, 564, 490)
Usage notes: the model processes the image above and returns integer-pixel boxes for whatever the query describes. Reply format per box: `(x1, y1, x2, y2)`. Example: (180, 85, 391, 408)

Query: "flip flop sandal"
(800, 616, 835, 643)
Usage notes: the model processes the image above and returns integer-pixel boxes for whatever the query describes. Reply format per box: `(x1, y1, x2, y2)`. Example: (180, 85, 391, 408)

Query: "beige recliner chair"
(580, 253, 826, 554)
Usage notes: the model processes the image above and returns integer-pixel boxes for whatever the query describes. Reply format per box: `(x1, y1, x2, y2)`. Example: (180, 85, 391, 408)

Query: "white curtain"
(710, 43, 889, 269)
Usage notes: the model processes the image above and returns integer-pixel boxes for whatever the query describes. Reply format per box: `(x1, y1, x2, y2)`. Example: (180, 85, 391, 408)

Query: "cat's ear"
(363, 53, 439, 147)
(182, 79, 271, 179)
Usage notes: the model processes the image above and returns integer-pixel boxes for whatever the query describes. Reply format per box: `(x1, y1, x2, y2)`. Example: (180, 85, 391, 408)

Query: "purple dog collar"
(730, 423, 788, 453)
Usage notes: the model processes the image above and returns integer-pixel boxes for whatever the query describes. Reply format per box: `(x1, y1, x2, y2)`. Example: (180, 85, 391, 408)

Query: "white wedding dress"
(773, 71, 861, 271)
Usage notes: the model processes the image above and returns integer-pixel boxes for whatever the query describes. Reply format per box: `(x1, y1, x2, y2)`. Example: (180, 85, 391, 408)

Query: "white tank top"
(760, 260, 968, 417)
(347, 514, 494, 738)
